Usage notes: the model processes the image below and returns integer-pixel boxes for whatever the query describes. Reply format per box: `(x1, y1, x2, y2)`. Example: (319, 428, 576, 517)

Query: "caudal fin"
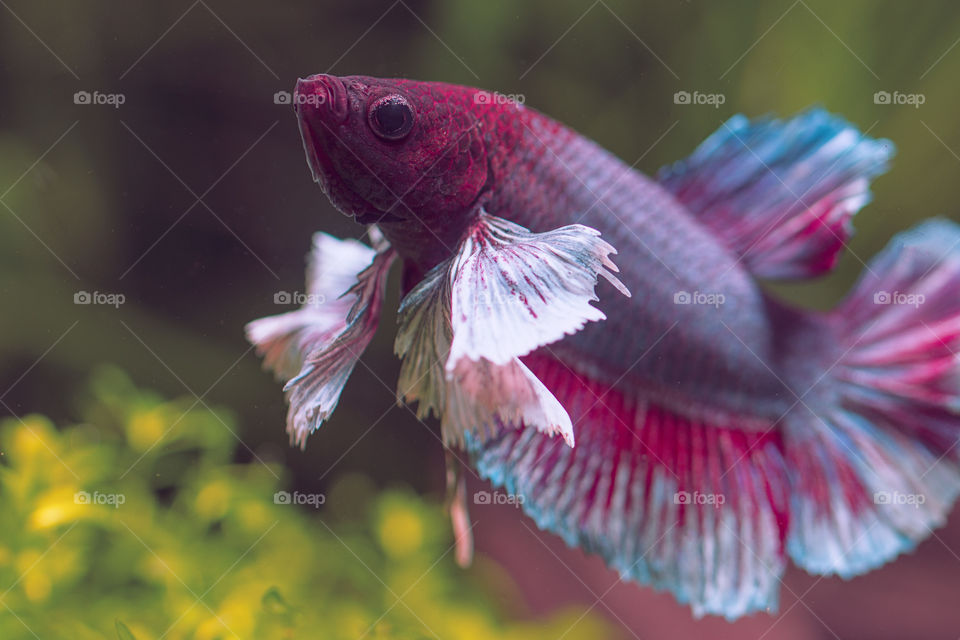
(785, 220, 960, 576)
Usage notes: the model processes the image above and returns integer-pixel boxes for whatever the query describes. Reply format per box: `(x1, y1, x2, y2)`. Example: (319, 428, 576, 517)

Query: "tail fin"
(786, 220, 960, 576)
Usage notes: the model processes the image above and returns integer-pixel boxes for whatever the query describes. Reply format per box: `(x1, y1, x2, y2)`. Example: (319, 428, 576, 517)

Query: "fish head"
(294, 74, 489, 227)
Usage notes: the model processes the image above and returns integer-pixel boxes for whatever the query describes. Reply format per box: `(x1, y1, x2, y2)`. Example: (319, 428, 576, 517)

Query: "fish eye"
(368, 95, 415, 140)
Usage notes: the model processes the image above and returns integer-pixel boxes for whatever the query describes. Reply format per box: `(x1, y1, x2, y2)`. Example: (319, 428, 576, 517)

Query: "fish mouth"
(294, 75, 404, 224)
(295, 75, 348, 123)
(296, 109, 333, 194)
(294, 75, 344, 194)
(297, 123, 404, 225)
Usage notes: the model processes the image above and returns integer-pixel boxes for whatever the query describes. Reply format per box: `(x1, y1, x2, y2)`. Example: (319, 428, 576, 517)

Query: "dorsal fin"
(658, 109, 894, 280)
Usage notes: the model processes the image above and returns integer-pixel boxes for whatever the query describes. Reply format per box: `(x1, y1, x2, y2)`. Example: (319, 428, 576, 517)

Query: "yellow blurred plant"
(0, 368, 609, 640)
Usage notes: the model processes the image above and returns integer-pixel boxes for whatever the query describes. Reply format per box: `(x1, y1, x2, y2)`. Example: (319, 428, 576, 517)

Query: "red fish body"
(248, 74, 960, 619)
(474, 105, 794, 418)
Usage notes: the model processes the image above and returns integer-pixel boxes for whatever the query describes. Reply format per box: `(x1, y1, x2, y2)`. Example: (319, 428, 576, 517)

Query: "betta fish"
(246, 73, 960, 619)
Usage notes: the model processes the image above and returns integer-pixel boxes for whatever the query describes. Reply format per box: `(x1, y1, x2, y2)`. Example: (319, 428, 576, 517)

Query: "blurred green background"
(2, 1, 960, 638)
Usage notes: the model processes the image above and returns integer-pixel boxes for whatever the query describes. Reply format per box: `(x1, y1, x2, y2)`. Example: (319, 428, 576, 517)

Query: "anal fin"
(466, 354, 790, 620)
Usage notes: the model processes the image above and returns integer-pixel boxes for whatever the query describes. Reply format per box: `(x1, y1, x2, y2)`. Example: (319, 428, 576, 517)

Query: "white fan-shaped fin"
(282, 249, 395, 447)
(245, 309, 345, 382)
(306, 232, 378, 303)
(446, 212, 629, 371)
(444, 356, 574, 448)
(246, 231, 378, 381)
(246, 232, 395, 448)
(395, 237, 576, 450)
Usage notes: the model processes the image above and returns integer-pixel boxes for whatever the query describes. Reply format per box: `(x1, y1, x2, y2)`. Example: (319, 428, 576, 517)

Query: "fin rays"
(246, 231, 396, 447)
(395, 211, 628, 448)
(246, 212, 628, 450)
(658, 109, 894, 280)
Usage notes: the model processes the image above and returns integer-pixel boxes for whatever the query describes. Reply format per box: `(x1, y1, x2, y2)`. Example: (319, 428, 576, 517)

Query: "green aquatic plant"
(0, 368, 609, 639)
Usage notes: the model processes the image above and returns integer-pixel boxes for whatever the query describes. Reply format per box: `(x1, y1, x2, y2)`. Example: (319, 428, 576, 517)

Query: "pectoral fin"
(247, 230, 395, 447)
(246, 233, 377, 381)
(447, 212, 629, 370)
(395, 212, 627, 448)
